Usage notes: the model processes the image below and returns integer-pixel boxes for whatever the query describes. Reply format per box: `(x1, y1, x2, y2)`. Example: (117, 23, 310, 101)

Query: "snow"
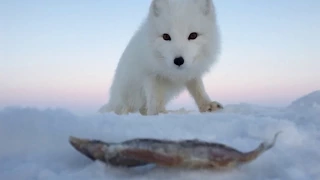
(1, 91, 320, 180)
(288, 90, 320, 111)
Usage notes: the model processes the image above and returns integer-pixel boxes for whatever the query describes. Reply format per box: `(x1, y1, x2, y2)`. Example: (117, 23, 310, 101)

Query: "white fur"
(99, 0, 222, 115)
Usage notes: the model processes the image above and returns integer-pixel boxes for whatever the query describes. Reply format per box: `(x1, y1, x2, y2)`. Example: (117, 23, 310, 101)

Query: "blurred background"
(1, 0, 319, 115)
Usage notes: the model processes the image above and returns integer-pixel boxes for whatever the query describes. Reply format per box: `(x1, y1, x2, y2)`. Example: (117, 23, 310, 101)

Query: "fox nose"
(173, 57, 184, 66)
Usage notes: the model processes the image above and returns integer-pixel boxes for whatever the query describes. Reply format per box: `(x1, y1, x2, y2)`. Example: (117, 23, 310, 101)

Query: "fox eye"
(188, 32, 198, 40)
(162, 33, 171, 41)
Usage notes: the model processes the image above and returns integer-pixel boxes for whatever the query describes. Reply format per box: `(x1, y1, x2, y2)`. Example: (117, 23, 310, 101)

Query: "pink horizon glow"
(1, 76, 317, 116)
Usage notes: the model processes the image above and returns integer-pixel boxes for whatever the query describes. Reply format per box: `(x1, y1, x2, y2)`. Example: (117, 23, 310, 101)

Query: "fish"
(69, 131, 281, 170)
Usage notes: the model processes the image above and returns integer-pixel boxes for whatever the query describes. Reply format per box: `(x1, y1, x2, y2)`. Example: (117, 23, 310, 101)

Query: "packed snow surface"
(1, 91, 320, 180)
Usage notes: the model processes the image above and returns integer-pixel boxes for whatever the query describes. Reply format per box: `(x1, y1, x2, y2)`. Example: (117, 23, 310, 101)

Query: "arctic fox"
(99, 0, 223, 115)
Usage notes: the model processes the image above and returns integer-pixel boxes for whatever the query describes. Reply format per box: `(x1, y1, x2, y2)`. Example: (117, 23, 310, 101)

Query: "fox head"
(146, 0, 221, 80)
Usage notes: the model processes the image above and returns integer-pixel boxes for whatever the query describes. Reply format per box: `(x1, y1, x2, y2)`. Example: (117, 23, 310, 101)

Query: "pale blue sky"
(1, 0, 319, 115)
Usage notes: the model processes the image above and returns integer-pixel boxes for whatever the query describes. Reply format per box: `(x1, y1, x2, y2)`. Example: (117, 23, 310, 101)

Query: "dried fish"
(69, 131, 281, 170)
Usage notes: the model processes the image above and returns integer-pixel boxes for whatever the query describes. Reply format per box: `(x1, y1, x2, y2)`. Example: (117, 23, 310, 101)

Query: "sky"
(1, 0, 320, 115)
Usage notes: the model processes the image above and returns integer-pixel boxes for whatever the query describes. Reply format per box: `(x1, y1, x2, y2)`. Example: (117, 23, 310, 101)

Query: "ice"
(0, 91, 319, 180)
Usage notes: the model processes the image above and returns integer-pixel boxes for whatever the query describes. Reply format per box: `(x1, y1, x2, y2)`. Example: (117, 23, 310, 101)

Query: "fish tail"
(239, 131, 282, 163)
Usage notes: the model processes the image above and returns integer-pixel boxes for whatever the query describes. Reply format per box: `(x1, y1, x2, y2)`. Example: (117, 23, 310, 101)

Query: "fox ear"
(196, 0, 214, 16)
(150, 0, 168, 17)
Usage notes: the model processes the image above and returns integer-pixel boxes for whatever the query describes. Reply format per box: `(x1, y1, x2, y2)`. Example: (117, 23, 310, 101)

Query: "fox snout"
(173, 56, 184, 66)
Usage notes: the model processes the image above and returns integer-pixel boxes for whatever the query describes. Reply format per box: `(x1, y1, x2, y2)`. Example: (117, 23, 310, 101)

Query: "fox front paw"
(146, 109, 168, 116)
(199, 101, 223, 113)
(143, 106, 168, 116)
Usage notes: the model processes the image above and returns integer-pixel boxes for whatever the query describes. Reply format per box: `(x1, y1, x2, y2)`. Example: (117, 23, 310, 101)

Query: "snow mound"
(288, 90, 320, 110)
(1, 90, 320, 180)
